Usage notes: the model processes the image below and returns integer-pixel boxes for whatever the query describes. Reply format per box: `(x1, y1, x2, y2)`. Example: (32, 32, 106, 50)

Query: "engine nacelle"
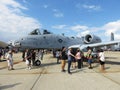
(84, 34, 102, 44)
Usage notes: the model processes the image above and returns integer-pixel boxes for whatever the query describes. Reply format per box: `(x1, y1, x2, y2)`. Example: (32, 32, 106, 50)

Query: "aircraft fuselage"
(15, 34, 83, 49)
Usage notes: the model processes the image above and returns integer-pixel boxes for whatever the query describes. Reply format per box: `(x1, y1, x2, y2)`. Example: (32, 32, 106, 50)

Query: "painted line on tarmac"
(30, 67, 46, 90)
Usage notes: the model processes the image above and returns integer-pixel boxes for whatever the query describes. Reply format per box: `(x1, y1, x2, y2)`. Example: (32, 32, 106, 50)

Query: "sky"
(0, 0, 120, 42)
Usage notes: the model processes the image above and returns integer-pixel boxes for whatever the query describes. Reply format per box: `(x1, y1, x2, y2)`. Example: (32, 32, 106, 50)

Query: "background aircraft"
(14, 29, 119, 51)
(0, 41, 8, 48)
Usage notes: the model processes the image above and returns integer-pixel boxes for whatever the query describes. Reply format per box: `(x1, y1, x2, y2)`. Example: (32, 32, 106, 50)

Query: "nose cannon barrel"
(14, 41, 21, 47)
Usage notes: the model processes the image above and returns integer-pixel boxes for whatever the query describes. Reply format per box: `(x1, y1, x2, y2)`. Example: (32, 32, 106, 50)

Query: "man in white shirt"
(67, 48, 75, 74)
(98, 49, 105, 71)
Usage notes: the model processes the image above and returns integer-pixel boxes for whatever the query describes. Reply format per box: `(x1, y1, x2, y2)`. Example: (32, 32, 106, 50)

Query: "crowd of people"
(0, 46, 105, 73)
(55, 46, 105, 74)
(0, 48, 44, 70)
(22, 49, 44, 70)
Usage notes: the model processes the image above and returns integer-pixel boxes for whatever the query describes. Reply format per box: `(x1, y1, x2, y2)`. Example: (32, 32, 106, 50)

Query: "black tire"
(35, 60, 41, 66)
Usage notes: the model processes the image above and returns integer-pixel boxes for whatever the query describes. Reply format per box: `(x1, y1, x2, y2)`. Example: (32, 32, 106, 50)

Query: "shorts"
(72, 57, 76, 62)
(99, 60, 105, 65)
(88, 59, 92, 64)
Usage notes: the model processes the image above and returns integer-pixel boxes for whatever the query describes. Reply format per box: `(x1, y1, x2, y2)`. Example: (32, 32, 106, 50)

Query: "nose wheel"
(35, 60, 41, 66)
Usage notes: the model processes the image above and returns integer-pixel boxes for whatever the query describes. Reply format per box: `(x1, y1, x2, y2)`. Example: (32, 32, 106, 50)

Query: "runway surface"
(0, 51, 120, 90)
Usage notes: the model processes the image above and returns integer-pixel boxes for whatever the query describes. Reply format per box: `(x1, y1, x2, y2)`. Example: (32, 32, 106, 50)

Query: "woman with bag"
(75, 49, 82, 69)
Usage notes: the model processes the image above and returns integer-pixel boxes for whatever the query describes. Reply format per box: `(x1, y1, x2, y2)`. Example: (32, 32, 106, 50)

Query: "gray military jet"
(13, 29, 120, 66)
(14, 29, 101, 49)
(14, 29, 119, 50)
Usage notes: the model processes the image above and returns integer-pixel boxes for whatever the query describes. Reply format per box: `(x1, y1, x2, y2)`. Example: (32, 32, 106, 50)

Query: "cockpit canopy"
(29, 29, 52, 35)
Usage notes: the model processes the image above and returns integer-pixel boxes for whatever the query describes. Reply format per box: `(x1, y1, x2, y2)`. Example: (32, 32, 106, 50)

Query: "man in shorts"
(98, 49, 105, 72)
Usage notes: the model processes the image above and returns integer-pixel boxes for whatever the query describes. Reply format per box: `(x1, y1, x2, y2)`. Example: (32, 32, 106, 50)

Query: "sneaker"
(26, 67, 29, 70)
(68, 72, 72, 75)
(88, 67, 93, 69)
(61, 70, 66, 72)
(29, 67, 31, 70)
(11, 68, 15, 70)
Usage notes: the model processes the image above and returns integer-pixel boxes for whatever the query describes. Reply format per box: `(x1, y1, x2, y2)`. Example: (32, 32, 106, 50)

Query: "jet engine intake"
(84, 34, 101, 44)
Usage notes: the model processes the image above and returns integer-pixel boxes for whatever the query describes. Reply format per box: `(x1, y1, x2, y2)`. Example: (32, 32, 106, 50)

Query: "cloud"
(103, 20, 120, 40)
(53, 9, 64, 17)
(76, 3, 101, 11)
(23, 0, 28, 4)
(51, 19, 120, 41)
(76, 30, 90, 37)
(52, 25, 67, 29)
(82, 4, 101, 11)
(0, 0, 41, 42)
(69, 25, 93, 37)
(54, 13, 63, 17)
(43, 4, 49, 8)
(70, 25, 89, 32)
(71, 20, 120, 40)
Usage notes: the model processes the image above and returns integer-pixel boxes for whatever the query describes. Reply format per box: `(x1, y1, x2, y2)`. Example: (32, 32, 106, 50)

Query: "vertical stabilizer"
(111, 32, 114, 41)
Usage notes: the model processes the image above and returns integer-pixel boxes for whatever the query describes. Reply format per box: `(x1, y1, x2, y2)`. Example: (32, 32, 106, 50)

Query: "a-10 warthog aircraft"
(13, 29, 120, 66)
(14, 29, 101, 49)
(14, 29, 119, 51)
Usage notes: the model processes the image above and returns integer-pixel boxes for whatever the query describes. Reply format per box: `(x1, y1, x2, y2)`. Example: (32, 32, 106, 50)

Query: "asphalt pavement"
(0, 51, 120, 90)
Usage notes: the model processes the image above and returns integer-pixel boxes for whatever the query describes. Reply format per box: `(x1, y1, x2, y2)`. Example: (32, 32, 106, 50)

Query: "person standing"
(80, 50, 84, 68)
(25, 49, 32, 70)
(6, 50, 14, 70)
(71, 49, 77, 69)
(31, 50, 36, 66)
(56, 50, 60, 64)
(0, 48, 2, 61)
(40, 50, 44, 60)
(86, 47, 93, 69)
(87, 54, 93, 69)
(37, 50, 44, 60)
(61, 46, 67, 72)
(67, 48, 75, 74)
(22, 50, 26, 61)
(98, 49, 105, 72)
(75, 49, 82, 69)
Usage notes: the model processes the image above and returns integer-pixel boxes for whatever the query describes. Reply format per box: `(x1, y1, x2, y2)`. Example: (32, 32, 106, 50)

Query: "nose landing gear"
(35, 59, 41, 66)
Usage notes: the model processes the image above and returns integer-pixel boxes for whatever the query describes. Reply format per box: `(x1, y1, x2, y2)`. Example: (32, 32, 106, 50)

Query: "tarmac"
(0, 51, 120, 90)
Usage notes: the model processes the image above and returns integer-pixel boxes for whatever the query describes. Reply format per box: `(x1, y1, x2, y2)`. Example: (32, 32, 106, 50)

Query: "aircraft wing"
(0, 41, 8, 48)
(69, 40, 120, 50)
